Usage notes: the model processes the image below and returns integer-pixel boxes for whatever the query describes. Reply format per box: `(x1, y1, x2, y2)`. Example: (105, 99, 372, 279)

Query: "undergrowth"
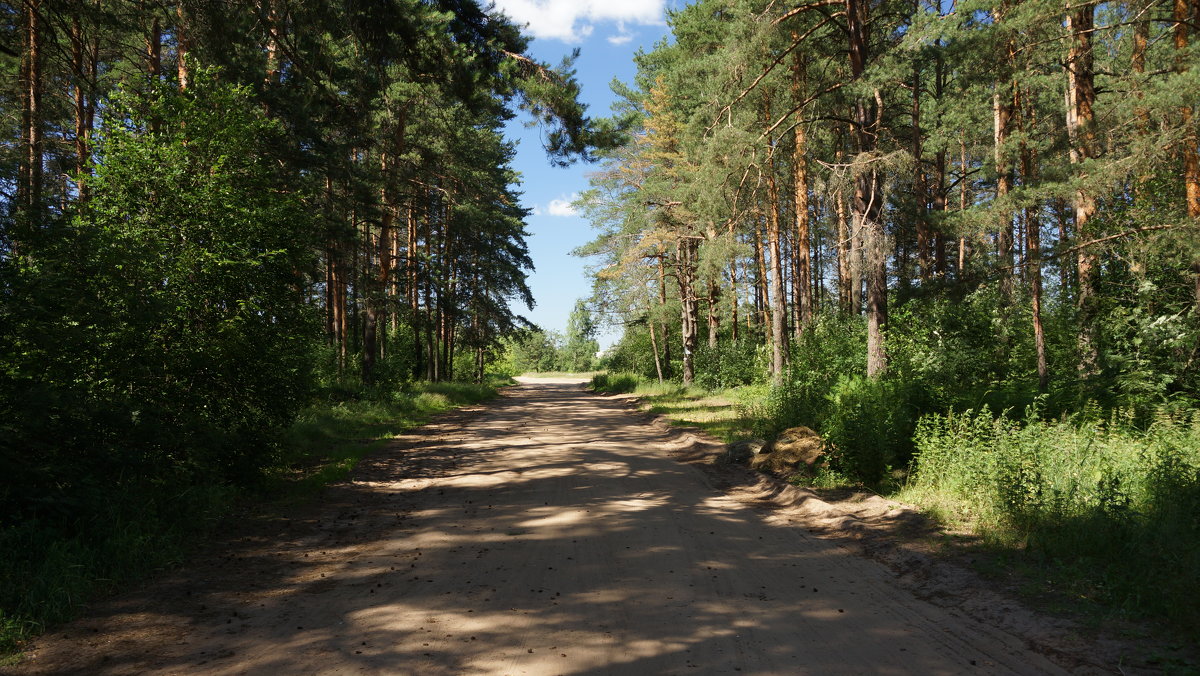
(902, 406, 1200, 638)
(0, 379, 505, 657)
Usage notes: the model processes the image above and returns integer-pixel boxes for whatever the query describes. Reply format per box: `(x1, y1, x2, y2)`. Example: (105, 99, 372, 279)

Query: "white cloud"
(546, 194, 579, 217)
(607, 33, 633, 45)
(490, 0, 666, 43)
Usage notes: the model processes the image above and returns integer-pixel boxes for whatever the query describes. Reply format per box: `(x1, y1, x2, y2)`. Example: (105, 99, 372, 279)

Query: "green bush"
(694, 339, 760, 390)
(744, 315, 866, 439)
(821, 375, 915, 484)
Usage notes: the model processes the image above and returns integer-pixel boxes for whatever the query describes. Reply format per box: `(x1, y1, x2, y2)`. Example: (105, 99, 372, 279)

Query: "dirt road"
(13, 378, 1084, 674)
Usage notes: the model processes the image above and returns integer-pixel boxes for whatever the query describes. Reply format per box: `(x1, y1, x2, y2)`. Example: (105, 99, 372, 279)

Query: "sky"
(490, 0, 676, 348)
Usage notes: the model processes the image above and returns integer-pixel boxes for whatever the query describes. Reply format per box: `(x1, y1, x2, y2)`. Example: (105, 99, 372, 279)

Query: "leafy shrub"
(744, 315, 866, 438)
(599, 327, 664, 379)
(821, 375, 915, 484)
(694, 339, 760, 390)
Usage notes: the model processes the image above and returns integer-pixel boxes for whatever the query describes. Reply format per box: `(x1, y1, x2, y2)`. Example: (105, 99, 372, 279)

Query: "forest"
(1, 0, 1199, 656)
(577, 0, 1200, 636)
(0, 0, 611, 651)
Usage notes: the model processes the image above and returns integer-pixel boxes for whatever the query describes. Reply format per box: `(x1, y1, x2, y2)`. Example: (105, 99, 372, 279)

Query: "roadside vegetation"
(593, 365, 1200, 639)
(0, 377, 506, 657)
(572, 0, 1200, 644)
(1, 0, 602, 658)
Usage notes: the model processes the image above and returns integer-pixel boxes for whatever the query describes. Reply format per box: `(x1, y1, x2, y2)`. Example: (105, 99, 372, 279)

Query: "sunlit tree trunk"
(175, 4, 190, 89)
(19, 0, 44, 228)
(791, 47, 814, 332)
(1174, 0, 1200, 311)
(1066, 1, 1099, 376)
(764, 98, 788, 382)
(994, 85, 1014, 303)
(835, 184, 851, 313)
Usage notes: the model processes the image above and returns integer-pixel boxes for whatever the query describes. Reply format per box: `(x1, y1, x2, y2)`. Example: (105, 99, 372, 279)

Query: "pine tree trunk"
(753, 218, 769, 328)
(792, 48, 814, 331)
(729, 249, 741, 342)
(71, 14, 94, 198)
(1026, 173, 1048, 391)
(264, 0, 280, 86)
(657, 256, 672, 378)
(913, 64, 932, 281)
(648, 305, 665, 383)
(24, 0, 43, 224)
(677, 242, 699, 385)
(933, 149, 948, 276)
(1175, 0, 1200, 311)
(175, 4, 190, 89)
(147, 10, 161, 76)
(764, 97, 788, 382)
(994, 87, 1014, 302)
(1020, 92, 1048, 391)
(848, 0, 887, 377)
(958, 136, 969, 277)
(1066, 1, 1099, 377)
(707, 278, 720, 348)
(835, 181, 851, 313)
(793, 125, 813, 331)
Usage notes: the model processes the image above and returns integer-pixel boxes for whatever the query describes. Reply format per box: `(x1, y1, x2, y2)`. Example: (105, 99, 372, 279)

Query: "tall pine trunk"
(764, 98, 788, 382)
(848, 0, 887, 377)
(792, 47, 814, 332)
(1175, 0, 1200, 311)
(1066, 1, 1099, 377)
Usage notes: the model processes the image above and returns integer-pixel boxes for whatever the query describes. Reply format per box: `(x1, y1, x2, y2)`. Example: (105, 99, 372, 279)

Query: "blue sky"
(491, 0, 677, 348)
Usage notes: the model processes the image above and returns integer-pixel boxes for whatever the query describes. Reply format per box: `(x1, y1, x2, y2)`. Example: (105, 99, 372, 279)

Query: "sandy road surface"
(12, 378, 1075, 675)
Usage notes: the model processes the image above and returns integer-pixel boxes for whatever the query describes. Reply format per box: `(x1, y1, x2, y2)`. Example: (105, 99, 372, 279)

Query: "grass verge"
(900, 407, 1200, 642)
(595, 372, 1200, 647)
(0, 379, 507, 659)
(591, 372, 753, 442)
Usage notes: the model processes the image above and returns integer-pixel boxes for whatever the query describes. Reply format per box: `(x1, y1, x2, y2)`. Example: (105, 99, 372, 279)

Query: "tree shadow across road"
(11, 381, 1073, 675)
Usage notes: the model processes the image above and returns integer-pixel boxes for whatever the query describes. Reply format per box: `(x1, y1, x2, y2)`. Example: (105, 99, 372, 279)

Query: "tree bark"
(1021, 99, 1048, 390)
(176, 4, 190, 89)
(958, 135, 969, 277)
(71, 13, 95, 198)
(647, 303, 665, 383)
(764, 99, 788, 382)
(1175, 0, 1200, 311)
(24, 0, 43, 223)
(994, 87, 1014, 302)
(264, 0, 281, 86)
(677, 241, 699, 385)
(753, 217, 769, 328)
(707, 278, 720, 348)
(791, 47, 814, 332)
(913, 64, 932, 281)
(1066, 1, 1099, 377)
(835, 182, 852, 313)
(848, 0, 887, 377)
(657, 256, 672, 378)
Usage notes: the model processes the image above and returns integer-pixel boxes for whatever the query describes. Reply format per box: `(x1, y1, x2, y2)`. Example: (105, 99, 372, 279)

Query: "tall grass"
(903, 407, 1200, 634)
(590, 372, 646, 394)
(0, 379, 504, 656)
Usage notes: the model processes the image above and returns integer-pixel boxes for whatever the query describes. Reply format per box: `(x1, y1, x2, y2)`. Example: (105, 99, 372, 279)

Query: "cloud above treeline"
(490, 0, 666, 43)
(546, 194, 579, 217)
